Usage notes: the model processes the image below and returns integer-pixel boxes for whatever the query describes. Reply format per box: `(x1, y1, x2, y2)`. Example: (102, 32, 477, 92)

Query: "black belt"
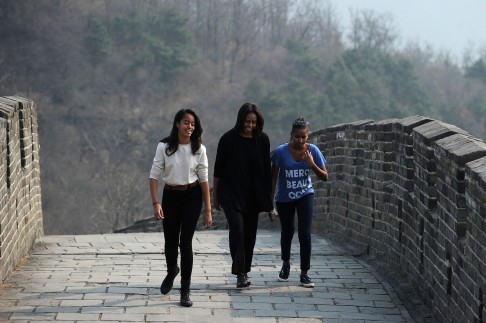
(164, 181, 199, 191)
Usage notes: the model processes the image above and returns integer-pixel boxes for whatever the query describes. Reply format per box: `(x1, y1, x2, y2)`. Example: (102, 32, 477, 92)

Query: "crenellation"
(310, 116, 486, 323)
(1, 95, 485, 322)
(0, 96, 43, 284)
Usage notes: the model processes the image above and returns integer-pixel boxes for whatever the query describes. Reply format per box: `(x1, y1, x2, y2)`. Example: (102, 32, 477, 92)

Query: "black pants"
(276, 193, 314, 271)
(162, 185, 202, 280)
(222, 196, 259, 275)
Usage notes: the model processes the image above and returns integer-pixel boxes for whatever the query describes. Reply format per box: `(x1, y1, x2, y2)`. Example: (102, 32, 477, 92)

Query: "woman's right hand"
(154, 203, 164, 220)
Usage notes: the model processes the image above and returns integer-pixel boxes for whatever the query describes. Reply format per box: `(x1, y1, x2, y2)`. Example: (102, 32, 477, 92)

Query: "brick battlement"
(0, 96, 43, 283)
(2, 97, 485, 322)
(310, 116, 486, 322)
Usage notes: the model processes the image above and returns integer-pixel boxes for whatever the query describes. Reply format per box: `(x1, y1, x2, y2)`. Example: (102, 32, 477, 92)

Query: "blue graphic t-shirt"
(271, 143, 326, 203)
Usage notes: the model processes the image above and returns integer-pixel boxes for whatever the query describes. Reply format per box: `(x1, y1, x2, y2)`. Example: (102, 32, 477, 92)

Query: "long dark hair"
(161, 109, 202, 156)
(233, 103, 265, 137)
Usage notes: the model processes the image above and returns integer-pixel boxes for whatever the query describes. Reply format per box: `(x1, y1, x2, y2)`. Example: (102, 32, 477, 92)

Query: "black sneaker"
(236, 273, 249, 288)
(244, 273, 251, 286)
(300, 274, 315, 288)
(278, 265, 290, 282)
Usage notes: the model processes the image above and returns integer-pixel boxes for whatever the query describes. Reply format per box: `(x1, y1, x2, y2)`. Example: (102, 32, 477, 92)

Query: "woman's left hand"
(204, 209, 212, 229)
(268, 208, 278, 224)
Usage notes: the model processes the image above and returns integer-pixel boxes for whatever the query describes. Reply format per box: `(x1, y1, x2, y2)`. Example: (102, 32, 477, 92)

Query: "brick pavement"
(0, 230, 435, 322)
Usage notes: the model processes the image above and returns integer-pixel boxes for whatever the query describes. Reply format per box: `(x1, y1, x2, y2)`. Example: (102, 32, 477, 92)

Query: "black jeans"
(222, 195, 259, 275)
(276, 193, 314, 271)
(162, 185, 202, 280)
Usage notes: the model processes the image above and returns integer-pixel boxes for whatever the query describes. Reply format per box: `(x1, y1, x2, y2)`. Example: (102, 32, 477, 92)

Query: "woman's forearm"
(311, 164, 328, 182)
(149, 178, 159, 203)
(201, 181, 211, 210)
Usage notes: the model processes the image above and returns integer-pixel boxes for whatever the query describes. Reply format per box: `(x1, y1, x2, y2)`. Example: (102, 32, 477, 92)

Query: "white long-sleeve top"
(149, 142, 208, 185)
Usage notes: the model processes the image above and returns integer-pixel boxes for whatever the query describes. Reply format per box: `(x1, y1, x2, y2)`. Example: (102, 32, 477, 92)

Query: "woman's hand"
(268, 208, 278, 224)
(204, 209, 213, 229)
(301, 150, 315, 166)
(303, 150, 328, 182)
(154, 203, 164, 220)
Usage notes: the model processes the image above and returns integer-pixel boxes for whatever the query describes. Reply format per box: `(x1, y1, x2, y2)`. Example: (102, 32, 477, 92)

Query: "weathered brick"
(309, 117, 486, 323)
(0, 96, 43, 284)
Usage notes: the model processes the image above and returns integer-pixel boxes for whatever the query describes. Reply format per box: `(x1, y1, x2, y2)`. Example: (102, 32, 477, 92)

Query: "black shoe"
(160, 266, 180, 295)
(278, 265, 290, 282)
(180, 290, 193, 307)
(180, 279, 193, 307)
(236, 273, 249, 288)
(244, 273, 251, 286)
(300, 274, 315, 288)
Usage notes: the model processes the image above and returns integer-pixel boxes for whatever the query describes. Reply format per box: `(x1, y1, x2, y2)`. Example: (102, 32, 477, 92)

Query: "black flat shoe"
(180, 279, 193, 307)
(180, 291, 193, 307)
(244, 273, 251, 286)
(236, 273, 249, 288)
(160, 266, 180, 295)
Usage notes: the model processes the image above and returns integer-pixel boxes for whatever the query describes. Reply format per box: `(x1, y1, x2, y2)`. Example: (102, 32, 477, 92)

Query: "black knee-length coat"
(214, 129, 273, 213)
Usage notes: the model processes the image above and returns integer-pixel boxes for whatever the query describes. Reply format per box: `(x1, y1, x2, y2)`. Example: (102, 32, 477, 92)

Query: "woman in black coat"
(213, 103, 273, 288)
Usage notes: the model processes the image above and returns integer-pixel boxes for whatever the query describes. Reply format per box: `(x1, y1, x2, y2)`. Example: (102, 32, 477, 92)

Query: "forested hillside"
(1, 0, 485, 234)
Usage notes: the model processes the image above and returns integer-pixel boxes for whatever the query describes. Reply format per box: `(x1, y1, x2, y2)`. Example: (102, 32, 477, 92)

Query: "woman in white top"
(149, 109, 212, 307)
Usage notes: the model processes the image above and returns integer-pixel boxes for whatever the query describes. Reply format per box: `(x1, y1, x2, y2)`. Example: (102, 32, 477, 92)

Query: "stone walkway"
(0, 230, 434, 322)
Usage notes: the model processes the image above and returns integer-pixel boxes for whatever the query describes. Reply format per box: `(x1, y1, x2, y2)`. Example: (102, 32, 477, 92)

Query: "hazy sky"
(331, 0, 486, 60)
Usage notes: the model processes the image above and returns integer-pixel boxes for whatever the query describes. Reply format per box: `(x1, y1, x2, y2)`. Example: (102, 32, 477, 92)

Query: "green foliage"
(84, 17, 112, 64)
(284, 78, 322, 124)
(5, 0, 486, 235)
(244, 78, 267, 100)
(467, 92, 486, 119)
(285, 39, 308, 56)
(465, 59, 486, 84)
(323, 48, 431, 123)
(244, 76, 325, 138)
(244, 41, 328, 136)
(285, 39, 324, 84)
(325, 56, 362, 120)
(93, 8, 197, 82)
(248, 47, 433, 134)
(244, 78, 287, 122)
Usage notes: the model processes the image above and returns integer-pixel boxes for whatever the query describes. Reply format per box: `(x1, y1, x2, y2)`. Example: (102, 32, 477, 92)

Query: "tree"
(286, 0, 343, 68)
(465, 59, 486, 84)
(3, 0, 485, 236)
(90, 164, 147, 232)
(348, 9, 398, 54)
(324, 48, 431, 122)
(285, 39, 324, 85)
(111, 8, 197, 82)
(84, 17, 112, 64)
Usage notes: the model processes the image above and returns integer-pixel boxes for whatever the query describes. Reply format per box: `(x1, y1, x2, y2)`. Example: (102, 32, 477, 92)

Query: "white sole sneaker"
(299, 275, 315, 288)
(300, 281, 315, 288)
(278, 266, 290, 282)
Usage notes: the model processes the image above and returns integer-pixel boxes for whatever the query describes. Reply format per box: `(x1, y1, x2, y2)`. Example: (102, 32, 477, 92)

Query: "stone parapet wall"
(35, 106, 482, 320)
(0, 96, 43, 283)
(310, 116, 486, 322)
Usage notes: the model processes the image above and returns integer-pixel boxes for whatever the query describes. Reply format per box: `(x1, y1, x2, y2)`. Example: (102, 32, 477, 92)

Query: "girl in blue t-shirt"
(271, 117, 328, 287)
